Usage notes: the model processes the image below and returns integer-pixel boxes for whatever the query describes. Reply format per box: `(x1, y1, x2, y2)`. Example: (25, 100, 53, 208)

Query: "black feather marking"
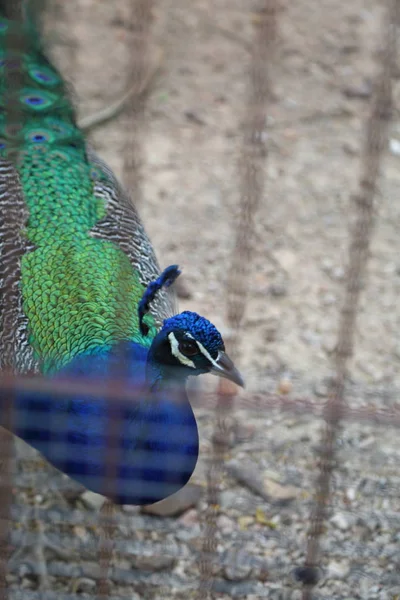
(138, 265, 181, 336)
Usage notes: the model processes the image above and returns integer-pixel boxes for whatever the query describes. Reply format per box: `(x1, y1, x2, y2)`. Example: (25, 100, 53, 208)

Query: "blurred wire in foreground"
(301, 1, 399, 598)
(198, 1, 281, 598)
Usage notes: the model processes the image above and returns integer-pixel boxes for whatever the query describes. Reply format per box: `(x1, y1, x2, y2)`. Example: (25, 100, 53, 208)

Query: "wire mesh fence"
(0, 0, 399, 599)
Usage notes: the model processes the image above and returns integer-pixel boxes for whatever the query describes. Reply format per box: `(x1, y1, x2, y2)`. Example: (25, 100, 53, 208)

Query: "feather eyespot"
(25, 129, 54, 144)
(179, 339, 199, 357)
(21, 91, 54, 111)
(26, 96, 44, 105)
(30, 67, 59, 86)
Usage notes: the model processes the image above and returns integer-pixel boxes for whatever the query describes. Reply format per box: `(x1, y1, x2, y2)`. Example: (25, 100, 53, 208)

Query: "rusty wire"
(197, 1, 280, 598)
(301, 1, 399, 597)
(121, 0, 156, 207)
(96, 0, 158, 594)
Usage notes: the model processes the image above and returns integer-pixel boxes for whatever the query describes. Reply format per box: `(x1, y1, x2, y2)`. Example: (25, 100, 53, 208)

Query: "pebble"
(262, 478, 300, 503)
(313, 375, 335, 397)
(227, 460, 300, 505)
(178, 508, 199, 527)
(321, 292, 337, 306)
(80, 490, 106, 511)
(342, 141, 358, 155)
(222, 548, 253, 581)
(70, 577, 96, 594)
(330, 512, 352, 531)
(131, 554, 176, 571)
(262, 317, 280, 342)
(331, 266, 345, 281)
(277, 378, 292, 395)
(341, 80, 372, 99)
(269, 283, 287, 297)
(389, 138, 400, 156)
(322, 335, 337, 354)
(238, 515, 254, 530)
(327, 560, 350, 580)
(218, 515, 236, 535)
(300, 329, 320, 347)
(219, 489, 244, 510)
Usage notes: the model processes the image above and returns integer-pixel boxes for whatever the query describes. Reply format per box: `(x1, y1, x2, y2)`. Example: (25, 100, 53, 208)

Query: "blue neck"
(146, 352, 190, 392)
(7, 341, 199, 506)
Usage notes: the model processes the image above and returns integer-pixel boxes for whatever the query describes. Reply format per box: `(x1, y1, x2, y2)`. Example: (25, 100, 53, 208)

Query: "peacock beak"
(210, 351, 245, 388)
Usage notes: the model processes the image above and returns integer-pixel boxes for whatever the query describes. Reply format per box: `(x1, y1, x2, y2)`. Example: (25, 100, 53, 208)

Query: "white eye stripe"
(195, 340, 220, 368)
(168, 332, 196, 369)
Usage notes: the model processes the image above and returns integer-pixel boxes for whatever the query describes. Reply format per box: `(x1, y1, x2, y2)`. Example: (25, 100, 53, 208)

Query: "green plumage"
(0, 11, 157, 374)
(0, 0, 243, 508)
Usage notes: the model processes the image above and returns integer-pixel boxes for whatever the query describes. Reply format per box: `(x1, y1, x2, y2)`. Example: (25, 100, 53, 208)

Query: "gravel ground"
(6, 1, 400, 599)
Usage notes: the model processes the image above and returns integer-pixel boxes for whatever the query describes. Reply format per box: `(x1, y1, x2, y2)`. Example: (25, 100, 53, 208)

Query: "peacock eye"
(179, 339, 199, 357)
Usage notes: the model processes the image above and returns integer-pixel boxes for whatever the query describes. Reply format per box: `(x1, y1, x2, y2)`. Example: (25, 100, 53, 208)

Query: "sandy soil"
(49, 0, 400, 395)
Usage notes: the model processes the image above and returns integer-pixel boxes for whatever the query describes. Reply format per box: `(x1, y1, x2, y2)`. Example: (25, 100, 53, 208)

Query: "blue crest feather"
(138, 265, 181, 335)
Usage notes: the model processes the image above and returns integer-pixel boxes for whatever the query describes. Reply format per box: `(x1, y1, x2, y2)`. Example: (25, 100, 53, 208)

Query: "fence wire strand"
(198, 1, 280, 598)
(301, 1, 398, 597)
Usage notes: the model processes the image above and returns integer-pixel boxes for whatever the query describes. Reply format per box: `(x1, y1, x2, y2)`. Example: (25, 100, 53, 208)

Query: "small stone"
(300, 329, 320, 347)
(269, 283, 287, 297)
(390, 138, 400, 156)
(80, 490, 106, 511)
(313, 376, 335, 397)
(219, 489, 240, 510)
(71, 578, 96, 594)
(322, 335, 337, 354)
(238, 515, 254, 530)
(321, 292, 336, 306)
(141, 483, 202, 517)
(178, 508, 199, 527)
(342, 141, 358, 156)
(330, 512, 352, 531)
(184, 110, 206, 126)
(331, 266, 345, 280)
(218, 515, 236, 534)
(223, 549, 253, 581)
(227, 460, 300, 505)
(262, 478, 300, 503)
(321, 258, 333, 273)
(342, 80, 372, 99)
(131, 554, 176, 571)
(327, 560, 350, 580)
(277, 378, 292, 395)
(232, 422, 256, 444)
(262, 318, 280, 342)
(73, 525, 90, 542)
(346, 487, 356, 502)
(393, 343, 400, 360)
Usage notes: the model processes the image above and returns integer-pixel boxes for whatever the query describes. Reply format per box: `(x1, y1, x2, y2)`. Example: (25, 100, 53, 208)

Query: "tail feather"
(0, 0, 81, 162)
(0, 0, 23, 19)
(0, 0, 44, 22)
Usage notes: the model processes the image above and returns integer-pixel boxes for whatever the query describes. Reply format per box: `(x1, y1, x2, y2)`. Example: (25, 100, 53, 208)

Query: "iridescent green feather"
(0, 13, 156, 374)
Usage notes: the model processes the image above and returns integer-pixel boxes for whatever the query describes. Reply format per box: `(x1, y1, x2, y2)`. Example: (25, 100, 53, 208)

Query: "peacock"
(0, 0, 243, 506)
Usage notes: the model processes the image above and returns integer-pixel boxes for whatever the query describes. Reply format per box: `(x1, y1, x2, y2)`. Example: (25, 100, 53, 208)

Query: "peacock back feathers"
(0, 0, 243, 506)
(0, 3, 174, 375)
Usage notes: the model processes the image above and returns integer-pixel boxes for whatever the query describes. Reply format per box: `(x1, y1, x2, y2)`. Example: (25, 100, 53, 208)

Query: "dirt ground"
(49, 0, 400, 394)
(10, 1, 400, 599)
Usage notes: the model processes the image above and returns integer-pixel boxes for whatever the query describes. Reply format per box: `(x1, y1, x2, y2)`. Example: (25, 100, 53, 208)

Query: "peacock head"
(139, 266, 244, 387)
